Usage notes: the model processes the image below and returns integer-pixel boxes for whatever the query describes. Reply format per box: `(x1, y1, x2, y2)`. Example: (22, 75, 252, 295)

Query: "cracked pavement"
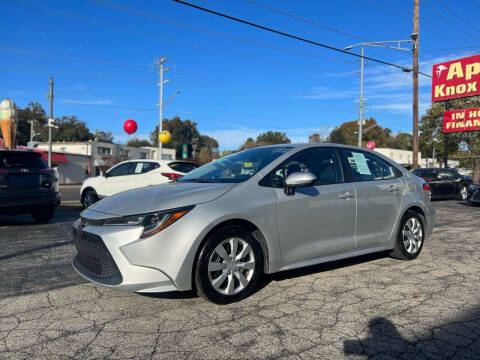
(1, 201, 479, 359)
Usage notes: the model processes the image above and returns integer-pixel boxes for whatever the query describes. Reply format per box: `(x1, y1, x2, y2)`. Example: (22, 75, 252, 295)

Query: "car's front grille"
(473, 191, 480, 202)
(73, 228, 122, 285)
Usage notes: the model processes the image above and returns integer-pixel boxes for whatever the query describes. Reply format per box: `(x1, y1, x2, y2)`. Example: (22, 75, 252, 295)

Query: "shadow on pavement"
(255, 251, 390, 294)
(344, 308, 480, 359)
(0, 205, 81, 227)
(0, 240, 73, 261)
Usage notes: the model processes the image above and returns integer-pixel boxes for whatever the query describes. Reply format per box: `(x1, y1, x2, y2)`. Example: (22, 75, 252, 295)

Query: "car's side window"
(269, 148, 343, 188)
(343, 150, 400, 182)
(107, 163, 133, 177)
(141, 162, 160, 174)
(438, 170, 455, 180)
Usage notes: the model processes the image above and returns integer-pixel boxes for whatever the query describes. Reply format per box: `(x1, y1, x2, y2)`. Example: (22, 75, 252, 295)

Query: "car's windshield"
(0, 152, 47, 169)
(178, 146, 292, 183)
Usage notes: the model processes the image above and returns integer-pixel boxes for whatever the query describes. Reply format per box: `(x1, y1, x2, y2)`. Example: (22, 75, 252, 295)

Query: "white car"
(80, 160, 197, 208)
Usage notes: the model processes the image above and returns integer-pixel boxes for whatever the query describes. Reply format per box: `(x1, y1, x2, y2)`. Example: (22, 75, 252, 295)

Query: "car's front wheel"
(82, 189, 99, 209)
(389, 210, 424, 260)
(194, 225, 263, 304)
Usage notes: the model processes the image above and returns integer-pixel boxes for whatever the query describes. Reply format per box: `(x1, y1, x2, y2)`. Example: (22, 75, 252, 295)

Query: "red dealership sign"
(432, 54, 480, 102)
(443, 107, 480, 133)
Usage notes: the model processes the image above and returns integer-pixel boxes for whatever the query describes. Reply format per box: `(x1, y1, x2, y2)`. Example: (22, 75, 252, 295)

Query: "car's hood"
(83, 181, 236, 217)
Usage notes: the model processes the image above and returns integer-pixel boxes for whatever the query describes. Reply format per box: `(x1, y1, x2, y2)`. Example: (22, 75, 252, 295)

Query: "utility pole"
(47, 77, 54, 168)
(27, 120, 36, 143)
(358, 47, 365, 147)
(155, 57, 169, 160)
(412, 0, 420, 168)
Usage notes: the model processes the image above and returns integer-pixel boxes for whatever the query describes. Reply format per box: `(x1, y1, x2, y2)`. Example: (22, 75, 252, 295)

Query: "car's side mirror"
(103, 172, 109, 178)
(284, 172, 317, 195)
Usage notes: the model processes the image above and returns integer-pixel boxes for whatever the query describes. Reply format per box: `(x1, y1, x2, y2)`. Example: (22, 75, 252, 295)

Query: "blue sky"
(2, 0, 480, 150)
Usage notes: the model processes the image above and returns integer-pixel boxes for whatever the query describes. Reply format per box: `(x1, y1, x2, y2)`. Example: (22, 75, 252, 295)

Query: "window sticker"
(134, 163, 143, 174)
(351, 152, 372, 175)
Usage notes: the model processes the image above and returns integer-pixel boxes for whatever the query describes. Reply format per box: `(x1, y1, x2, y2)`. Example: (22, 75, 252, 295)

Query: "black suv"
(411, 168, 472, 200)
(0, 149, 60, 222)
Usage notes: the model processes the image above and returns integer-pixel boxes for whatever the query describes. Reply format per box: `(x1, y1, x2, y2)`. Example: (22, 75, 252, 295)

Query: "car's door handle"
(338, 192, 354, 200)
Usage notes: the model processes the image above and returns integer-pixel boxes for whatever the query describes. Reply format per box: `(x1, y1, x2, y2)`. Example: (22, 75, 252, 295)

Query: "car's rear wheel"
(389, 210, 424, 260)
(457, 185, 468, 200)
(31, 205, 56, 223)
(82, 189, 98, 209)
(194, 225, 263, 304)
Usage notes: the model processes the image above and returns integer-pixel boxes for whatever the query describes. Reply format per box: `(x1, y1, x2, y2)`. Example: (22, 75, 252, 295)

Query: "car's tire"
(457, 185, 468, 200)
(82, 189, 99, 209)
(194, 225, 263, 304)
(31, 205, 56, 223)
(389, 210, 425, 260)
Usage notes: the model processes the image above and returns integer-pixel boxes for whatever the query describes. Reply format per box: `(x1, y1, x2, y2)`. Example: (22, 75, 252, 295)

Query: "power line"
(423, 1, 480, 43)
(359, 0, 472, 46)
(87, 0, 356, 64)
(245, 0, 371, 42)
(432, 0, 480, 33)
(171, 0, 431, 77)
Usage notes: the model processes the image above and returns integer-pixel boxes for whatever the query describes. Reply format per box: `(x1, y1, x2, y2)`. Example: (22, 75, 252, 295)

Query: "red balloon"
(366, 141, 376, 150)
(123, 119, 137, 135)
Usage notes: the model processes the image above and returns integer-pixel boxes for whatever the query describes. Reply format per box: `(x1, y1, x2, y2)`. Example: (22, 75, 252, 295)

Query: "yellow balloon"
(158, 130, 171, 144)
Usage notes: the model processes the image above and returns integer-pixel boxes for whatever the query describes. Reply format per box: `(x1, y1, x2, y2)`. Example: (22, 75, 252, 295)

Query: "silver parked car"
(73, 144, 435, 303)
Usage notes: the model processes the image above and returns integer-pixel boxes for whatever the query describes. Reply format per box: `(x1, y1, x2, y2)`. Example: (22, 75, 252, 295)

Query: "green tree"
(126, 138, 151, 147)
(94, 129, 114, 143)
(16, 102, 48, 145)
(48, 116, 93, 142)
(256, 131, 291, 146)
(150, 116, 219, 160)
(308, 133, 324, 143)
(328, 118, 400, 148)
(420, 98, 480, 184)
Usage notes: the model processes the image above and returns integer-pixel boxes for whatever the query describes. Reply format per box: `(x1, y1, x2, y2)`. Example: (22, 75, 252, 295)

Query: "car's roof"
(115, 159, 195, 164)
(252, 142, 378, 152)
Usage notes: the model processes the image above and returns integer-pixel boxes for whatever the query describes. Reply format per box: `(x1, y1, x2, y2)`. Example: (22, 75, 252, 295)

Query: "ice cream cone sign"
(0, 99, 18, 149)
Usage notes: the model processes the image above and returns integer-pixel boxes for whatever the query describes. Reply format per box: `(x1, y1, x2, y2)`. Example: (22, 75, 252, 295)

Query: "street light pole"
(47, 77, 54, 168)
(345, 39, 414, 149)
(412, 0, 420, 169)
(359, 47, 364, 147)
(155, 57, 169, 160)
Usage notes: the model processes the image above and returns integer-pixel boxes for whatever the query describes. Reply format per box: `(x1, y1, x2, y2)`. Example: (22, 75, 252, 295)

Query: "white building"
(374, 147, 459, 168)
(374, 148, 421, 167)
(34, 141, 176, 176)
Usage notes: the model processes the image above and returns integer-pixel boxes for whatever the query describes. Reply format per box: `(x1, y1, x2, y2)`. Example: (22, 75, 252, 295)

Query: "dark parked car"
(0, 149, 60, 222)
(467, 184, 480, 206)
(411, 168, 472, 200)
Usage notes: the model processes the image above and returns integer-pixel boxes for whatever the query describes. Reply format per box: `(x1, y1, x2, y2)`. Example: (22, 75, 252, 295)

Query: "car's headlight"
(102, 206, 193, 238)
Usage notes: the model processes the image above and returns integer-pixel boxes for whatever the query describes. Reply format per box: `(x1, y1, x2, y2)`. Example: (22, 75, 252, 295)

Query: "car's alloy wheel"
(459, 186, 468, 200)
(389, 210, 424, 260)
(195, 225, 263, 304)
(402, 217, 423, 255)
(208, 238, 256, 296)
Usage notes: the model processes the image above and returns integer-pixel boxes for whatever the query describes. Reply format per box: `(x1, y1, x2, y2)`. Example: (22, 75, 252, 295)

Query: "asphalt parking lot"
(1, 201, 479, 359)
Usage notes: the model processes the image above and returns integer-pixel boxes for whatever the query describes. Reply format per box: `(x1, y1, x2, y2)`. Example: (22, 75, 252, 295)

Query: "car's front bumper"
(72, 206, 210, 293)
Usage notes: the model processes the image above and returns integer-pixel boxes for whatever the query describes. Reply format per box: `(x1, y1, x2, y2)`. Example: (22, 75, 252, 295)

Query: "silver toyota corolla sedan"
(73, 144, 435, 303)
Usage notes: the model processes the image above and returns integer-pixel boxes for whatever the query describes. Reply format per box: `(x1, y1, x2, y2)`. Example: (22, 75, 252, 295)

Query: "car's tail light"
(161, 172, 183, 181)
(423, 183, 431, 191)
(0, 169, 7, 174)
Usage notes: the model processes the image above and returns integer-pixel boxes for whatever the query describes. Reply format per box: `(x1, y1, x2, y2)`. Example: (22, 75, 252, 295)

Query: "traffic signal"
(182, 144, 192, 159)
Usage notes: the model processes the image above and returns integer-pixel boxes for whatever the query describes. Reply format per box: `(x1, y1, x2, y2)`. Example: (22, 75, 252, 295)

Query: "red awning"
(14, 147, 69, 164)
